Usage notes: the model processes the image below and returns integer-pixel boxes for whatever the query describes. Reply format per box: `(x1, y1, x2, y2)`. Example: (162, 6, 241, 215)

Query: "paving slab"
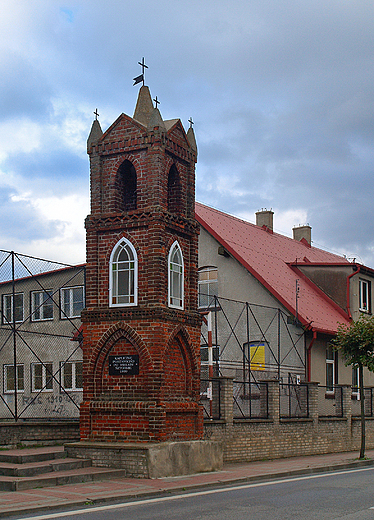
(0, 449, 373, 517)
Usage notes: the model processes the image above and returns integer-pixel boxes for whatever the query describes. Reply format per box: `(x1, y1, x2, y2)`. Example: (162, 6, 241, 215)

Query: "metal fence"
(279, 382, 309, 418)
(318, 386, 343, 418)
(351, 388, 374, 417)
(233, 381, 268, 419)
(200, 296, 306, 385)
(0, 250, 85, 421)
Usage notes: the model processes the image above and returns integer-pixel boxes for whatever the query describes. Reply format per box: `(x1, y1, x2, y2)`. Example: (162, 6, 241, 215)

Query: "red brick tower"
(80, 86, 203, 443)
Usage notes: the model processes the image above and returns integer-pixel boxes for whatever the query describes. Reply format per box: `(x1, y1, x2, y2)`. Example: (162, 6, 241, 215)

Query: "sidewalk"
(1, 449, 374, 518)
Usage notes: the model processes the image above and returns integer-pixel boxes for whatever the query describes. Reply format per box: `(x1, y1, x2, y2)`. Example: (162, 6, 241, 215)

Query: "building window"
(359, 279, 371, 313)
(61, 361, 83, 391)
(61, 286, 84, 318)
(168, 241, 184, 309)
(31, 290, 53, 321)
(2, 293, 23, 324)
(352, 366, 360, 399)
(198, 267, 218, 308)
(3, 364, 24, 393)
(31, 363, 53, 392)
(109, 238, 138, 307)
(326, 345, 336, 393)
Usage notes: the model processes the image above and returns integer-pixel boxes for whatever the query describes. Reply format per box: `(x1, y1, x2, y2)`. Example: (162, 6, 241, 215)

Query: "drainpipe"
(307, 331, 317, 382)
(347, 265, 360, 319)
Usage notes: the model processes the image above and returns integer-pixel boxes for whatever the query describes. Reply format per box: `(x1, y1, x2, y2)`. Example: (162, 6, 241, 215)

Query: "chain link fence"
(0, 251, 85, 421)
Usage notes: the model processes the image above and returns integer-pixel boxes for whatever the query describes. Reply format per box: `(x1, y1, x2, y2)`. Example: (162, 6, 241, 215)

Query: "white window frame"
(168, 241, 184, 309)
(198, 267, 218, 308)
(2, 293, 24, 324)
(31, 290, 54, 321)
(61, 361, 83, 391)
(359, 279, 370, 313)
(61, 286, 84, 318)
(109, 238, 138, 307)
(3, 364, 24, 394)
(31, 363, 53, 392)
(352, 366, 360, 399)
(326, 346, 335, 393)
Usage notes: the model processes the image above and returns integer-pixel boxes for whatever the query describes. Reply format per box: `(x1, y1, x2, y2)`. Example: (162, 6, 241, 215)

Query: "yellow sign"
(250, 344, 265, 371)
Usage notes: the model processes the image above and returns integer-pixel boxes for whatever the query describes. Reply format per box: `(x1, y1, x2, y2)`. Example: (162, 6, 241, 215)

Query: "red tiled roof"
(195, 202, 351, 335)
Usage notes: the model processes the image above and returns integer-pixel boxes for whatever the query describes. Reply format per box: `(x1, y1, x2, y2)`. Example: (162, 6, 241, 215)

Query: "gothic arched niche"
(167, 164, 182, 215)
(116, 160, 137, 211)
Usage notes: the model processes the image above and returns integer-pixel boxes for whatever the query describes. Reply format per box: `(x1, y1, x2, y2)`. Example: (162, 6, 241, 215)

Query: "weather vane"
(133, 57, 148, 86)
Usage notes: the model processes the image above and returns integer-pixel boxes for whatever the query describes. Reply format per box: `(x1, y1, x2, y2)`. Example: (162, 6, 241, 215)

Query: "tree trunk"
(359, 363, 365, 459)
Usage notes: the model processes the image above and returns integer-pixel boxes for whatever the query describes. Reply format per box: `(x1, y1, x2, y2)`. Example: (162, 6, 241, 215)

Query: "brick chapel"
(80, 84, 203, 442)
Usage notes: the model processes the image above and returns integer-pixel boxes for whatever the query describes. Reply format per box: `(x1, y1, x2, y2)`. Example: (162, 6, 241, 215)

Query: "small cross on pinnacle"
(94, 108, 99, 120)
(153, 96, 160, 109)
(188, 117, 194, 128)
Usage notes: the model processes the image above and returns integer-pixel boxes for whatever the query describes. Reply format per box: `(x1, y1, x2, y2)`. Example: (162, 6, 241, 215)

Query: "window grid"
(61, 361, 83, 391)
(31, 290, 53, 321)
(359, 279, 371, 313)
(61, 286, 84, 318)
(2, 293, 24, 324)
(198, 267, 218, 308)
(326, 346, 335, 392)
(4, 364, 24, 393)
(110, 239, 137, 307)
(168, 242, 184, 309)
(31, 363, 53, 392)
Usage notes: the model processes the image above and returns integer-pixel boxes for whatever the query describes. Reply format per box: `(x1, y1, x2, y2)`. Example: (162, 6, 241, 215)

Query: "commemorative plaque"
(108, 355, 139, 376)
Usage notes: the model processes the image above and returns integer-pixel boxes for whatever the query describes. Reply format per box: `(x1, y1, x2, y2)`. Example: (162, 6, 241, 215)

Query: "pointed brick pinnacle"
(148, 108, 166, 131)
(133, 85, 154, 126)
(187, 126, 197, 153)
(87, 119, 103, 148)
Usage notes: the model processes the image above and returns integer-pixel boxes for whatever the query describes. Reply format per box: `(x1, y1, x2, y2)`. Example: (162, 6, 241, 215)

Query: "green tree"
(332, 315, 374, 459)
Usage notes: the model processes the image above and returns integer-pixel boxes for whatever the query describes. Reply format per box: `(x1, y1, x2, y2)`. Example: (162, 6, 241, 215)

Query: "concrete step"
(0, 466, 128, 491)
(0, 446, 127, 492)
(0, 457, 92, 477)
(0, 445, 66, 464)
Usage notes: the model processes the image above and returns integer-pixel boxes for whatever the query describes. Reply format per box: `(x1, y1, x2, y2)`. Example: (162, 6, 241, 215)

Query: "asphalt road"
(11, 466, 374, 520)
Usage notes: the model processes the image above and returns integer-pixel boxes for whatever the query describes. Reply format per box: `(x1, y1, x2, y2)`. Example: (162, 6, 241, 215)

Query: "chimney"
(293, 225, 312, 246)
(256, 209, 274, 232)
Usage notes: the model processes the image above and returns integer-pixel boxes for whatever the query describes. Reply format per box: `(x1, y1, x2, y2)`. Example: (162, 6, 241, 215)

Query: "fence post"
(219, 376, 233, 425)
(266, 379, 280, 425)
(308, 382, 319, 426)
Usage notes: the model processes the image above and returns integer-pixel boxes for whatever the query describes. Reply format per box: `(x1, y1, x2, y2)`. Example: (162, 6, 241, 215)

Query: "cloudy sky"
(1, 0, 374, 266)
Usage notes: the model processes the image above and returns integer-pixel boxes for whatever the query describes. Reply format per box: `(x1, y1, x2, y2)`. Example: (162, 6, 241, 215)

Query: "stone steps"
(0, 446, 127, 491)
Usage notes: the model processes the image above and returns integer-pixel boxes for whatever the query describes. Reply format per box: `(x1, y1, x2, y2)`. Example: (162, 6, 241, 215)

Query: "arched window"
(117, 160, 137, 211)
(167, 164, 182, 214)
(109, 238, 138, 306)
(168, 241, 184, 309)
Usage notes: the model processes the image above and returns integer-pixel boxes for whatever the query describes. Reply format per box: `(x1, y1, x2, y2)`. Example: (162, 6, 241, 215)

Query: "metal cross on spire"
(153, 96, 160, 109)
(188, 117, 194, 128)
(94, 108, 99, 120)
(133, 57, 148, 86)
